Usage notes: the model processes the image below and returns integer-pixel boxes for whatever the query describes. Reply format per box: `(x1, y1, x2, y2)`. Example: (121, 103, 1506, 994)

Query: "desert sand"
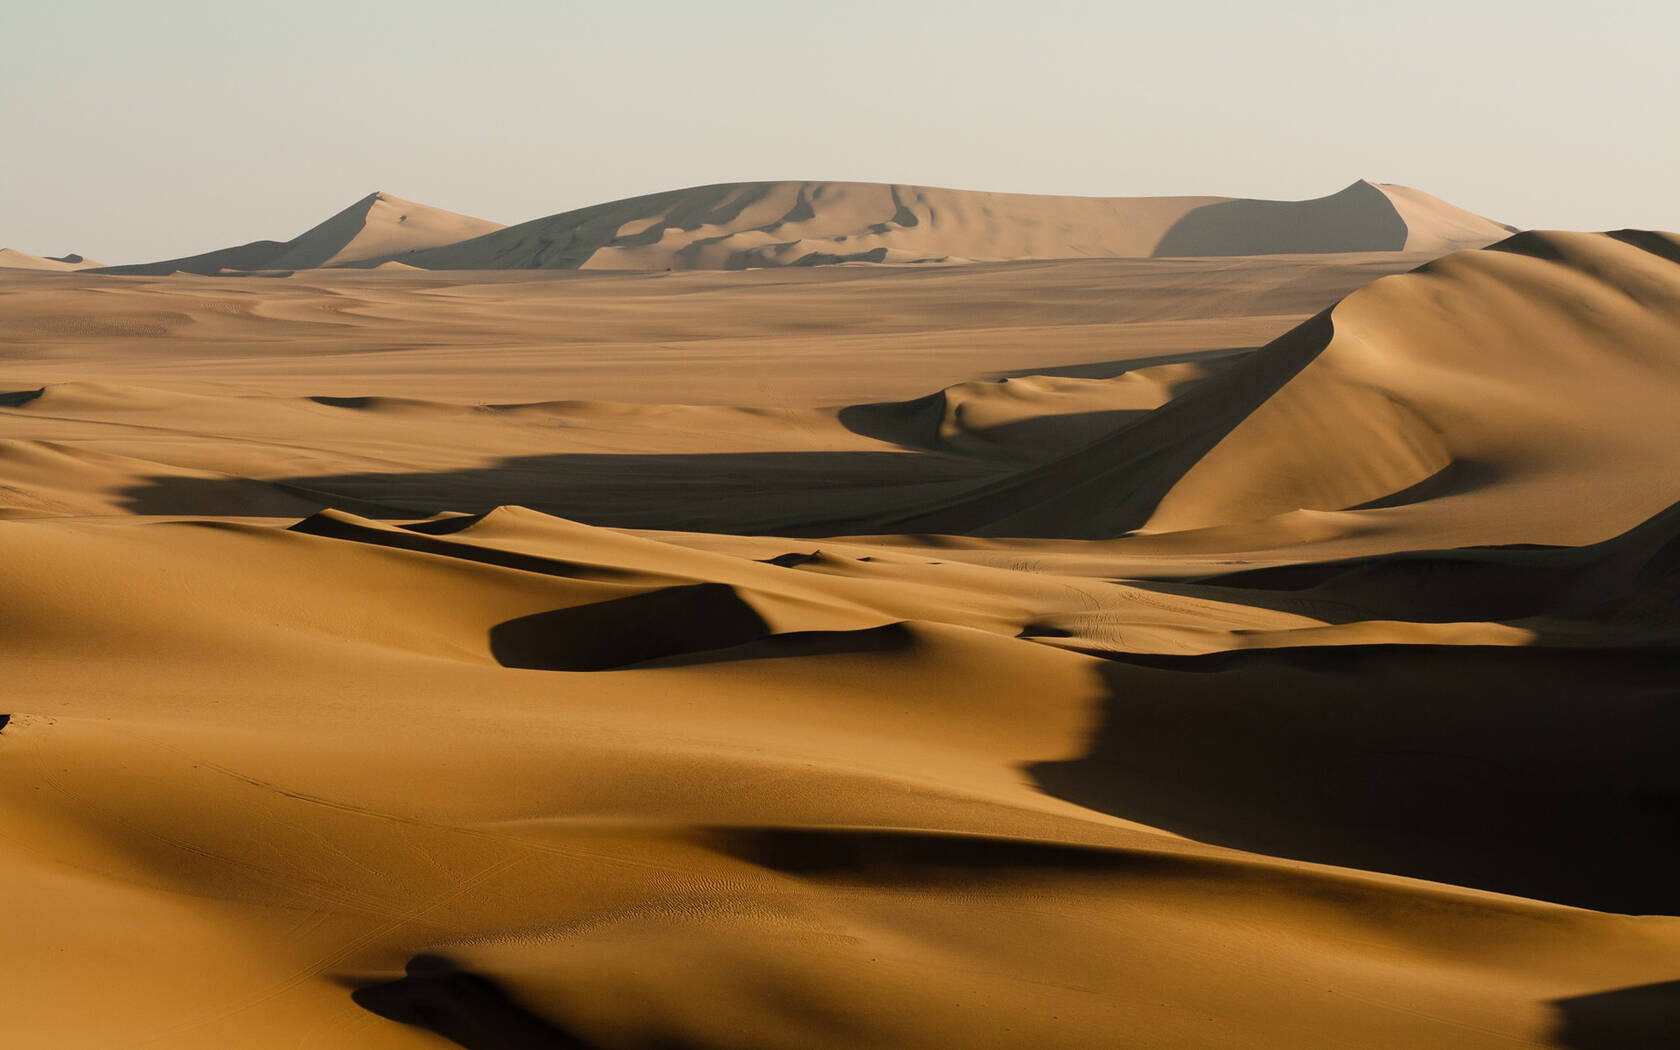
(1, 183, 1675, 1049)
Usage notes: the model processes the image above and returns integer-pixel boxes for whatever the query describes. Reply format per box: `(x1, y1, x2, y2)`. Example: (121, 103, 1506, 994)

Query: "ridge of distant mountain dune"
(0, 248, 104, 271)
(95, 181, 1510, 275)
(94, 192, 504, 275)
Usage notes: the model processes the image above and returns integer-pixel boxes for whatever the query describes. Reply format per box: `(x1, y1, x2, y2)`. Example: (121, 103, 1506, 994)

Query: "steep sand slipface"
(4, 231, 1680, 1047)
(1141, 231, 1680, 540)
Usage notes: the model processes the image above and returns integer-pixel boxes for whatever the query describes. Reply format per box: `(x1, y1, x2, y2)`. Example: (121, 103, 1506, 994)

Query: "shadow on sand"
(353, 955, 654, 1050)
(1029, 645, 1680, 915)
(1549, 980, 1680, 1050)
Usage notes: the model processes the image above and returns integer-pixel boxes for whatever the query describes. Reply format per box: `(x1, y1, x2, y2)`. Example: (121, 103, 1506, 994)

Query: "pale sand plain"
(1, 190, 1677, 1048)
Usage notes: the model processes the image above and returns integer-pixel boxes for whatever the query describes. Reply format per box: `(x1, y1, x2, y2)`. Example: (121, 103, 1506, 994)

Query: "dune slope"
(827, 231, 1680, 551)
(96, 192, 503, 275)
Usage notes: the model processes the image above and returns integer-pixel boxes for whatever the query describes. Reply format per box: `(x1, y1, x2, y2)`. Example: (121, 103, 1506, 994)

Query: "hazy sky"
(5, 1, 1677, 263)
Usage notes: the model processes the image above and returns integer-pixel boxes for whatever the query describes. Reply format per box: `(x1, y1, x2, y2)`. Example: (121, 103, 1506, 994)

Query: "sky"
(4, 1, 1677, 263)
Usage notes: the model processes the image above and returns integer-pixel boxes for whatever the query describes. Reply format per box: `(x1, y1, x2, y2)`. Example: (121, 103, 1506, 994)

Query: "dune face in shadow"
(1550, 981, 1680, 1050)
(1169, 495, 1680, 627)
(710, 825, 1189, 886)
(629, 622, 917, 670)
(0, 388, 45, 408)
(489, 583, 772, 671)
(1155, 181, 1410, 256)
(1030, 647, 1680, 914)
(353, 955, 602, 1050)
(121, 447, 1003, 535)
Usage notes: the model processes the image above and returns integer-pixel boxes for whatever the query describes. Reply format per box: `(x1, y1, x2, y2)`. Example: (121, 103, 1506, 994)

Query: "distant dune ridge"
(91, 180, 1511, 274)
(0, 248, 103, 271)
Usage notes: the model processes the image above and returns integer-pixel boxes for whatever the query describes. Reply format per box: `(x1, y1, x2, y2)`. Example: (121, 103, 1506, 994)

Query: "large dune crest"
(95, 192, 504, 275)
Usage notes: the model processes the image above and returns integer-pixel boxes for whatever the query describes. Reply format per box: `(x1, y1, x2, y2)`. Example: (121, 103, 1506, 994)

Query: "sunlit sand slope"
(96, 192, 504, 275)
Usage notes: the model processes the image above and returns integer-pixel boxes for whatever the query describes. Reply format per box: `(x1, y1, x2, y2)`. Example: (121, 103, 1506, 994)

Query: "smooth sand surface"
(3, 230, 1678, 1049)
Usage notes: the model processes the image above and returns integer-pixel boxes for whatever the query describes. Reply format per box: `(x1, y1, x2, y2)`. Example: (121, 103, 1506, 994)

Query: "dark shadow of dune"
(1607, 230, 1680, 267)
(288, 510, 641, 581)
(1550, 980, 1680, 1050)
(1344, 457, 1502, 511)
(758, 550, 821, 567)
(1144, 496, 1680, 625)
(981, 346, 1257, 382)
(1029, 646, 1680, 913)
(113, 473, 413, 519)
(490, 583, 772, 671)
(709, 825, 1193, 887)
(490, 587, 913, 672)
(119, 447, 1000, 536)
(92, 238, 289, 276)
(1155, 181, 1408, 257)
(353, 955, 613, 1050)
(630, 622, 915, 669)
(309, 394, 384, 409)
(0, 387, 45, 408)
(1128, 546, 1568, 625)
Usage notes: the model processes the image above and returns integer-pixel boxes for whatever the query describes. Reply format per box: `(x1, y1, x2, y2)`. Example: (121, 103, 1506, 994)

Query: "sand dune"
(0, 248, 103, 270)
(95, 192, 503, 275)
(810, 231, 1680, 551)
(4, 220, 1679, 1048)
